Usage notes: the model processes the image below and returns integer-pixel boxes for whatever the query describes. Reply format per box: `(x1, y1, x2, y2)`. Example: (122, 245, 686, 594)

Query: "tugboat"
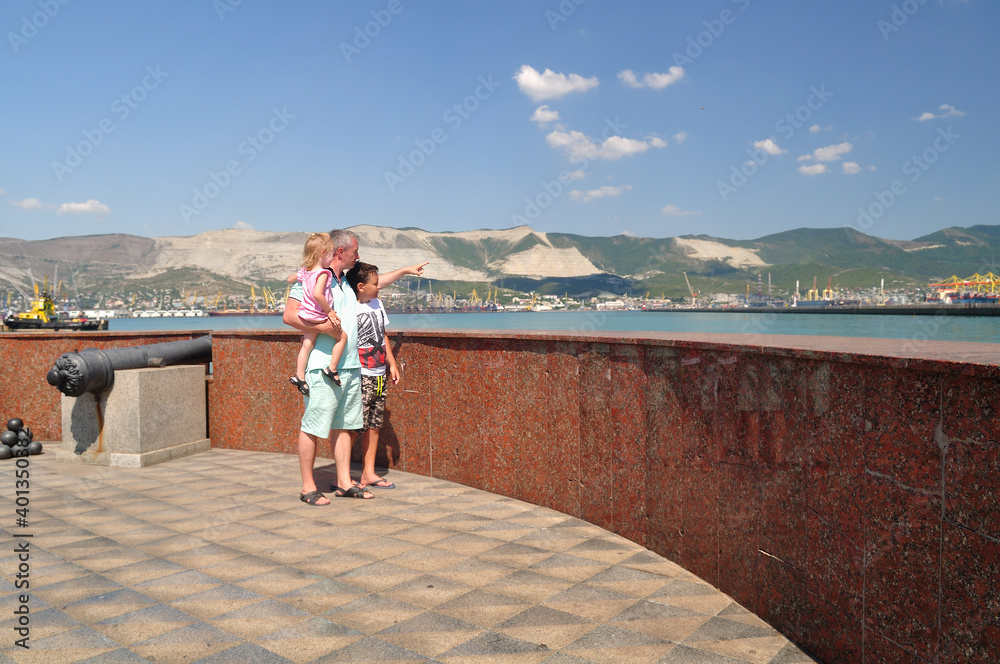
(3, 286, 106, 331)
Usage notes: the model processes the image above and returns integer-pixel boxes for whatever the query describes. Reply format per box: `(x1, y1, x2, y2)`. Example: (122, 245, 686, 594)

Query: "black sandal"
(289, 376, 310, 395)
(332, 485, 373, 499)
(322, 367, 341, 386)
(299, 490, 328, 505)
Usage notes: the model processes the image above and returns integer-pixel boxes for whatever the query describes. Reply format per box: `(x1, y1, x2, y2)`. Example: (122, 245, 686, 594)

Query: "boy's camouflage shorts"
(360, 374, 388, 431)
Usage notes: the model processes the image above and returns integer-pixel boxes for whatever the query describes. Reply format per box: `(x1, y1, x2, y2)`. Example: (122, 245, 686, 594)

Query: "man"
(283, 228, 426, 505)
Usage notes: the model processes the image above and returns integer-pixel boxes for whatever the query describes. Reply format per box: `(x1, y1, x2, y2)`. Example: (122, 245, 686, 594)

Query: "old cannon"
(46, 335, 212, 396)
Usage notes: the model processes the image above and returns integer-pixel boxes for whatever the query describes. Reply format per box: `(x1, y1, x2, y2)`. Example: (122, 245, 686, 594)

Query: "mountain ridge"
(1, 224, 997, 299)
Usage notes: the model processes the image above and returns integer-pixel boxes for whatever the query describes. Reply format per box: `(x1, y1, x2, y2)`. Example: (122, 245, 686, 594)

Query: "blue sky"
(1, 0, 995, 242)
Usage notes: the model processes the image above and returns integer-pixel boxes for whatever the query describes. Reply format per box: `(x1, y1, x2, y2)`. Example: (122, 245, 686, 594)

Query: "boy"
(346, 261, 399, 488)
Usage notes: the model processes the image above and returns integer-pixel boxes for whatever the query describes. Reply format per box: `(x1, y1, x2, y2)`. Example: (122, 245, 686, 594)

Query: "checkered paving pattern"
(0, 450, 818, 663)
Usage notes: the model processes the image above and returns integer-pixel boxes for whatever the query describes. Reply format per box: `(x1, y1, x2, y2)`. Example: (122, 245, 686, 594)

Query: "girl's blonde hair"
(301, 232, 334, 270)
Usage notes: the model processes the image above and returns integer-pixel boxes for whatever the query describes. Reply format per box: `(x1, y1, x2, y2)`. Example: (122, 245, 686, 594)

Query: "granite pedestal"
(57, 365, 209, 467)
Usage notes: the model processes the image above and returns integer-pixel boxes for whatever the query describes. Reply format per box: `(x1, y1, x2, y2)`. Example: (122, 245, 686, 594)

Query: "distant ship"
(207, 310, 282, 317)
(3, 290, 106, 331)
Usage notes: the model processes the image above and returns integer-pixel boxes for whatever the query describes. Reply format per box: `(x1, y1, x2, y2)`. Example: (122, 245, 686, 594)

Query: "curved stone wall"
(5, 328, 998, 662)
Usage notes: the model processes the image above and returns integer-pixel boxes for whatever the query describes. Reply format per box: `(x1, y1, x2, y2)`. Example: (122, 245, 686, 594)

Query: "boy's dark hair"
(346, 261, 379, 295)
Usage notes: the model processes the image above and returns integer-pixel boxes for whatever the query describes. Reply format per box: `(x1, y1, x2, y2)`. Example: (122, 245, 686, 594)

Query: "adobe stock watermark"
(877, 0, 931, 41)
(7, 0, 71, 53)
(341, 0, 409, 64)
(509, 116, 627, 225)
(546, 0, 586, 31)
(179, 107, 295, 222)
(213, 0, 243, 21)
(52, 66, 169, 183)
(854, 126, 959, 232)
(671, 0, 751, 68)
(717, 84, 833, 202)
(384, 75, 501, 192)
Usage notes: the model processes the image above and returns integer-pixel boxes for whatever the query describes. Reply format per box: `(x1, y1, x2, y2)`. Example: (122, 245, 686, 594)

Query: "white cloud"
(0, 187, 6, 195)
(753, 138, 786, 156)
(530, 105, 561, 124)
(546, 129, 597, 161)
(600, 135, 662, 160)
(564, 170, 586, 181)
(842, 162, 862, 174)
(233, 221, 254, 230)
(914, 104, 965, 121)
(569, 185, 632, 203)
(661, 204, 701, 218)
(56, 199, 110, 216)
(798, 164, 827, 176)
(674, 131, 688, 144)
(10, 197, 49, 210)
(545, 129, 666, 161)
(801, 142, 853, 162)
(618, 67, 685, 90)
(809, 124, 833, 133)
(933, 197, 945, 202)
(513, 65, 598, 102)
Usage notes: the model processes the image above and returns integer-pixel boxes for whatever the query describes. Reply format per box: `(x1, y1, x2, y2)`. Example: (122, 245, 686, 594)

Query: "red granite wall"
(0, 331, 210, 441)
(4, 328, 998, 663)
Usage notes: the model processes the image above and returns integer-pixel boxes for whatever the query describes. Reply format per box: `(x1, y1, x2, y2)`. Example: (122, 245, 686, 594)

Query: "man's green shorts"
(300, 367, 362, 436)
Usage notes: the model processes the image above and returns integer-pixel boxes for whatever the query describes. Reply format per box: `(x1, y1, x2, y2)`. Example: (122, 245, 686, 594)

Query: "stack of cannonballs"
(0, 419, 42, 459)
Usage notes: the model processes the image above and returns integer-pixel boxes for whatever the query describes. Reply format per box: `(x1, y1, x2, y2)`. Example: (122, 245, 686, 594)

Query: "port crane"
(683, 272, 697, 305)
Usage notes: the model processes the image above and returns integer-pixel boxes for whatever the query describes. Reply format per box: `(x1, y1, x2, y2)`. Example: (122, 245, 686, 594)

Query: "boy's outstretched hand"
(389, 364, 400, 385)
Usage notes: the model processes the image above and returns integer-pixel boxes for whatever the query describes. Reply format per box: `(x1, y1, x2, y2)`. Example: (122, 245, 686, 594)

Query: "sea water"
(108, 310, 1000, 344)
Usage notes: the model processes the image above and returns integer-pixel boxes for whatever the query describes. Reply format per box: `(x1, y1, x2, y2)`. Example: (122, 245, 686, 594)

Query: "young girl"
(288, 232, 347, 396)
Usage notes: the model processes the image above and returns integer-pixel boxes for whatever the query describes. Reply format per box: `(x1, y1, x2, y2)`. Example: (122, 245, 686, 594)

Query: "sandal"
(289, 376, 310, 396)
(332, 485, 373, 499)
(322, 367, 341, 386)
(363, 477, 395, 489)
(299, 490, 329, 505)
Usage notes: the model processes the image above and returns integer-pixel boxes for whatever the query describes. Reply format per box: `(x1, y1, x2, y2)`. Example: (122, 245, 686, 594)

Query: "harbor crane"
(683, 272, 697, 305)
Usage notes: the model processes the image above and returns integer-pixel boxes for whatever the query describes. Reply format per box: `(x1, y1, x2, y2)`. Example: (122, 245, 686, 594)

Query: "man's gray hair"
(329, 229, 358, 251)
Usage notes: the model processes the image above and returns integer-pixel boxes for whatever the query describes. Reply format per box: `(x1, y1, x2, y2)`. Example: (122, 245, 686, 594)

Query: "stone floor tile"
(274, 578, 368, 614)
(59, 587, 159, 625)
(132, 569, 224, 602)
(334, 560, 423, 593)
(527, 552, 614, 584)
(169, 584, 268, 620)
(383, 545, 467, 574)
(0, 607, 81, 641)
(30, 573, 123, 606)
(322, 594, 426, 633)
(100, 557, 188, 586)
(435, 630, 552, 660)
(389, 522, 477, 546)
(90, 604, 199, 645)
(307, 636, 430, 663)
(379, 573, 473, 609)
(695, 635, 792, 664)
(482, 569, 575, 604)
(190, 642, 298, 664)
(293, 549, 375, 578)
(659, 644, 760, 663)
(74, 647, 157, 664)
(129, 622, 242, 661)
(376, 610, 485, 657)
(232, 565, 321, 597)
(433, 589, 533, 629)
(207, 600, 313, 640)
(433, 557, 519, 587)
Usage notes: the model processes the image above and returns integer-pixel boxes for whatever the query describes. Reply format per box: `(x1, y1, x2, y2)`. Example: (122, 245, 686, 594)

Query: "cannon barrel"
(46, 335, 212, 396)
